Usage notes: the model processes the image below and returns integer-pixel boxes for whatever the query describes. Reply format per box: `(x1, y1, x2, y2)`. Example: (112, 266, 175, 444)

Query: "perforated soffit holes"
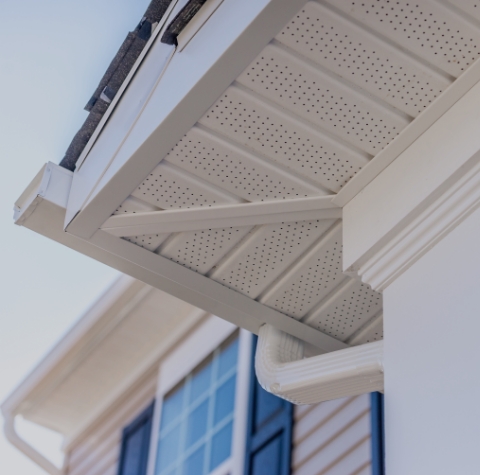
(277, 2, 451, 117)
(159, 226, 254, 275)
(237, 43, 409, 155)
(131, 161, 242, 209)
(303, 278, 383, 342)
(164, 126, 324, 201)
(199, 86, 369, 193)
(209, 219, 336, 299)
(260, 223, 346, 319)
(326, 0, 480, 78)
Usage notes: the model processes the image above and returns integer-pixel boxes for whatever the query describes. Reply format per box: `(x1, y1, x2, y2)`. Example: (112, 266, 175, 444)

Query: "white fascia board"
(16, 163, 346, 353)
(71, 0, 183, 173)
(176, 0, 225, 52)
(101, 195, 340, 237)
(343, 78, 480, 289)
(65, 0, 310, 239)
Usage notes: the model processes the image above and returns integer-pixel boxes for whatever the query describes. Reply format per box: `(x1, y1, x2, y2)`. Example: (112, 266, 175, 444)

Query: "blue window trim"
(244, 336, 293, 475)
(117, 401, 155, 475)
(371, 392, 385, 475)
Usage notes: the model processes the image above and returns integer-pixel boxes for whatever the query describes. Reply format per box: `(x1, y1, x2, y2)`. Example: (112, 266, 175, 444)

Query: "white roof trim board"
(15, 0, 480, 351)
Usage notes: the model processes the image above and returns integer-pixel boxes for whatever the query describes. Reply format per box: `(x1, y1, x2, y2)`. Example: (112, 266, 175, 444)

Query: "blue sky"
(0, 0, 150, 472)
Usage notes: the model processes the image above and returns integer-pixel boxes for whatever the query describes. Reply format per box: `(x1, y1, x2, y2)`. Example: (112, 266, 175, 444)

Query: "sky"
(0, 0, 151, 472)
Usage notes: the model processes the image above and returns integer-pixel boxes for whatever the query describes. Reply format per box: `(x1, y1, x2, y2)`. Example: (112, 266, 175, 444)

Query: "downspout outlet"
(255, 324, 384, 405)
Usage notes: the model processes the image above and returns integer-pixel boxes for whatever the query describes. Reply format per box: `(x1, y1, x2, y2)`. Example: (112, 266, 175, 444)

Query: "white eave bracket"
(101, 195, 341, 236)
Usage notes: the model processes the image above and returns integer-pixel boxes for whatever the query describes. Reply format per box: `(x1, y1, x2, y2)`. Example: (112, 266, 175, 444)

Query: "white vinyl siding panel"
(292, 394, 372, 475)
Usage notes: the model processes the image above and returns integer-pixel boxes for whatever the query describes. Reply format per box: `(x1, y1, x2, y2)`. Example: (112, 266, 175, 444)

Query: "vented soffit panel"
(16, 0, 480, 352)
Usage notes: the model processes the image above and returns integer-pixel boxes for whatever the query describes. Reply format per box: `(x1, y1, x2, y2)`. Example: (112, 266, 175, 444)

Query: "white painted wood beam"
(101, 195, 340, 237)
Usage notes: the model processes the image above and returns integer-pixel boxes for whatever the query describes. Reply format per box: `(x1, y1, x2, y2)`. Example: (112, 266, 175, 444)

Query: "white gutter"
(255, 324, 384, 405)
(2, 413, 64, 475)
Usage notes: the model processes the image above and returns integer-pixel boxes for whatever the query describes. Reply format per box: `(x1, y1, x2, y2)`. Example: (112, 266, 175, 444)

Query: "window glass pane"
(156, 425, 181, 474)
(190, 361, 213, 404)
(156, 335, 238, 475)
(210, 421, 233, 471)
(214, 376, 236, 425)
(217, 339, 238, 379)
(186, 400, 209, 448)
(183, 444, 205, 475)
(161, 386, 185, 430)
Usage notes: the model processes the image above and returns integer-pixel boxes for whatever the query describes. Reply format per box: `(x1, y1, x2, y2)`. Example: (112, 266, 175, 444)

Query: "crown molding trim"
(351, 158, 480, 291)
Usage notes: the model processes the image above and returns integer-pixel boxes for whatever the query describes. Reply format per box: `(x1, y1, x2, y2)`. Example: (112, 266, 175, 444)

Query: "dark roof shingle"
(60, 0, 173, 171)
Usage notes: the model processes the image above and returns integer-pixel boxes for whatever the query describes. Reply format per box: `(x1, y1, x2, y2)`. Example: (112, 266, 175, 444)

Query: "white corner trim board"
(2, 413, 64, 475)
(101, 195, 340, 237)
(255, 324, 384, 405)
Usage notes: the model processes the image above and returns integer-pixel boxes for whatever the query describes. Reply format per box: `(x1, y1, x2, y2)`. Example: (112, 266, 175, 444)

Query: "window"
(147, 316, 252, 475)
(243, 336, 293, 475)
(154, 337, 238, 475)
(118, 316, 293, 475)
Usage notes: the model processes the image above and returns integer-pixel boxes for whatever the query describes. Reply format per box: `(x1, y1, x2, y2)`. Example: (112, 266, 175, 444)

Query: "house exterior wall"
(383, 206, 480, 474)
(65, 368, 157, 475)
(65, 365, 373, 475)
(293, 395, 372, 475)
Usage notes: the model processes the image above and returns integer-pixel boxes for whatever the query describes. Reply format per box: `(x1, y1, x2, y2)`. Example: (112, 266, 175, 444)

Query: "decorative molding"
(352, 158, 480, 291)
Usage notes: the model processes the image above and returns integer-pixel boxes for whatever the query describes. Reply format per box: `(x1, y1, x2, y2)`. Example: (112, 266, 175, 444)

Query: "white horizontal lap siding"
(292, 394, 372, 475)
(66, 370, 157, 475)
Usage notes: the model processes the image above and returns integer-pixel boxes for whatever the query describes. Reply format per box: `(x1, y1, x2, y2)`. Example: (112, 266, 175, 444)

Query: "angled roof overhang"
(14, 0, 480, 353)
(1, 275, 205, 442)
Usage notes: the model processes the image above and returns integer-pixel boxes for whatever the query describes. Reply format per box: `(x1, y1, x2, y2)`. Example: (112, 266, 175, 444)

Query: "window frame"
(146, 315, 252, 475)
